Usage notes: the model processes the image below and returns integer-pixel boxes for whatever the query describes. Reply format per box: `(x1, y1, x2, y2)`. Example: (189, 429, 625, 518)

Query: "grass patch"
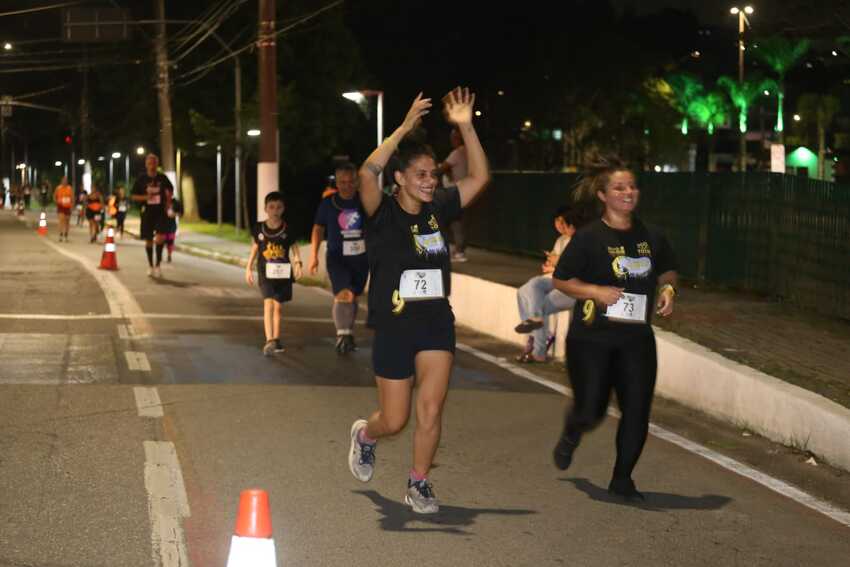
(179, 220, 253, 244)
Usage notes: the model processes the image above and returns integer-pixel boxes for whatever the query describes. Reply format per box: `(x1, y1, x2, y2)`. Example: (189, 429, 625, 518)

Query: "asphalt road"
(1, 209, 848, 567)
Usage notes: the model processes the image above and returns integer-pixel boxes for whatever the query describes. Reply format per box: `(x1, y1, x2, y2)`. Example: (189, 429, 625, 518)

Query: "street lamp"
(3, 42, 11, 51)
(54, 161, 62, 167)
(246, 129, 261, 137)
(729, 6, 754, 83)
(136, 146, 145, 155)
(77, 159, 85, 165)
(342, 89, 384, 149)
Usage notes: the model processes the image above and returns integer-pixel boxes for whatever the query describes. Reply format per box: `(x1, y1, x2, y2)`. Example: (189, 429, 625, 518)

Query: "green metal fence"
(463, 172, 850, 320)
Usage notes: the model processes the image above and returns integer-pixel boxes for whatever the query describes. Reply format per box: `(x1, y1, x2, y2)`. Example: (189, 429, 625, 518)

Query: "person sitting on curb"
(514, 205, 580, 362)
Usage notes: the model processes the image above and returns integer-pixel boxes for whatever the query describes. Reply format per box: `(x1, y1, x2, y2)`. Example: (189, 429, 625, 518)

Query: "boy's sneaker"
(348, 419, 376, 482)
(405, 479, 439, 514)
(147, 267, 154, 277)
(451, 252, 468, 263)
(153, 266, 162, 278)
(553, 434, 580, 471)
(608, 477, 645, 502)
(274, 339, 286, 353)
(262, 339, 276, 356)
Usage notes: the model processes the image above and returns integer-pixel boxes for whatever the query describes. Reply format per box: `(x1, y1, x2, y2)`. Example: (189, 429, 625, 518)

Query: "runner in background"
(53, 176, 74, 242)
(437, 127, 469, 262)
(85, 184, 105, 243)
(131, 154, 174, 278)
(309, 162, 369, 354)
(162, 197, 184, 263)
(246, 191, 303, 356)
(75, 191, 86, 226)
(111, 185, 130, 238)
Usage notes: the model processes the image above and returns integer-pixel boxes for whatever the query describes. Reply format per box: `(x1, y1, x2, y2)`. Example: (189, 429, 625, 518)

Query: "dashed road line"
(143, 441, 191, 567)
(134, 387, 164, 418)
(125, 351, 151, 372)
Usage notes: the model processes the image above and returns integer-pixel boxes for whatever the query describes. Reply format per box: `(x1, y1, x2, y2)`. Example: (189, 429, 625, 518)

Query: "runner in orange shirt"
(53, 177, 74, 242)
(85, 185, 105, 243)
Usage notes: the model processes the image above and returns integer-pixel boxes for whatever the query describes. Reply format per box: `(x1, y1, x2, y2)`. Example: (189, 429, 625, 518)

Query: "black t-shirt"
(131, 173, 173, 217)
(313, 193, 367, 256)
(365, 186, 462, 328)
(553, 218, 677, 341)
(252, 221, 295, 284)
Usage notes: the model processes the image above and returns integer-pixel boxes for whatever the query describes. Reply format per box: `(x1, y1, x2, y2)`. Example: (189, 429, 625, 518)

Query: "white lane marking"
(41, 238, 152, 336)
(0, 312, 338, 323)
(144, 441, 191, 567)
(456, 340, 850, 528)
(456, 343, 568, 394)
(125, 351, 152, 372)
(134, 387, 164, 418)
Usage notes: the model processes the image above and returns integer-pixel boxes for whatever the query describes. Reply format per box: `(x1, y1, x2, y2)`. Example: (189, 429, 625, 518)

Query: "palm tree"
(753, 36, 810, 140)
(796, 94, 840, 179)
(666, 73, 704, 136)
(718, 75, 778, 171)
(687, 91, 730, 171)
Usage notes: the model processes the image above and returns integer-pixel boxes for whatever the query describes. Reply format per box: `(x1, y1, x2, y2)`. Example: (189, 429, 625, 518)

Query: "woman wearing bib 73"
(551, 155, 678, 502)
(348, 87, 489, 514)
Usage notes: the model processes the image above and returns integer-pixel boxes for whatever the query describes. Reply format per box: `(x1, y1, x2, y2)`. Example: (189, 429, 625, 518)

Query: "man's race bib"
(399, 269, 444, 301)
(147, 194, 161, 205)
(265, 262, 292, 280)
(118, 204, 127, 212)
(94, 214, 102, 222)
(343, 239, 366, 256)
(605, 292, 648, 323)
(61, 196, 72, 206)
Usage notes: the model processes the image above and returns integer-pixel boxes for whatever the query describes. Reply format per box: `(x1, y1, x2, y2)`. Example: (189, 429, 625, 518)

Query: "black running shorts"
(371, 317, 456, 379)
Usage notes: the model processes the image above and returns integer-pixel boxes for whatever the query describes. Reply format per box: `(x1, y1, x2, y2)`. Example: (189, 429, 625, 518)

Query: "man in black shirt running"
(131, 154, 174, 278)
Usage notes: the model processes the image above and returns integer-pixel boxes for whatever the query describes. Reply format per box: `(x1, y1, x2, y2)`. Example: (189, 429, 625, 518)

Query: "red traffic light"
(64, 135, 72, 145)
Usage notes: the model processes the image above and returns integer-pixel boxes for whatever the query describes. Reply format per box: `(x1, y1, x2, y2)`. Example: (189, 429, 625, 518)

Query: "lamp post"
(109, 152, 120, 192)
(343, 89, 384, 184)
(730, 6, 754, 84)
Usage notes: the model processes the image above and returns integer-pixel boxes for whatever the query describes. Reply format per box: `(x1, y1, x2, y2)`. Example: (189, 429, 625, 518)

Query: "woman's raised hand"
(401, 93, 432, 133)
(443, 86, 475, 125)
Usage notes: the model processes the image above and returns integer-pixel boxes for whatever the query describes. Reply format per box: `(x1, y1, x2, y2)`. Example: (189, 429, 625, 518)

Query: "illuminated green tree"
(688, 91, 729, 136)
(687, 91, 729, 171)
(665, 73, 704, 136)
(796, 94, 840, 179)
(718, 75, 777, 171)
(753, 36, 810, 138)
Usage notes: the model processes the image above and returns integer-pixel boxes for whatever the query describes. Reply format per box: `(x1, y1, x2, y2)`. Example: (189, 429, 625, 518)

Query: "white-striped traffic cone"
(37, 211, 48, 235)
(226, 489, 277, 567)
(98, 227, 118, 270)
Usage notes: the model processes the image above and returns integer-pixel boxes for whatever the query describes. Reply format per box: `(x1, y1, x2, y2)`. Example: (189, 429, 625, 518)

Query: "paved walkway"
(125, 216, 850, 410)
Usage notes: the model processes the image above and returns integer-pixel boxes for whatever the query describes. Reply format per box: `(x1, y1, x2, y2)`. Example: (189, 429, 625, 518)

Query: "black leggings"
(563, 333, 657, 480)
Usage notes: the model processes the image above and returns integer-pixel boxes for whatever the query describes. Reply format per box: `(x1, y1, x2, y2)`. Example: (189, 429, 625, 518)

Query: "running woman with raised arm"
(347, 87, 490, 514)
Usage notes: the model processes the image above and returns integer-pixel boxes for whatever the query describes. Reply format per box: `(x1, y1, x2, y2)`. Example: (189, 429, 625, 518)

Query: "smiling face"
(597, 170, 639, 217)
(395, 154, 439, 204)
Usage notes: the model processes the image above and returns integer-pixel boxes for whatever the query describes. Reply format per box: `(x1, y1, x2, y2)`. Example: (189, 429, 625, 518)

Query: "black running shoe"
(608, 477, 645, 502)
(553, 435, 578, 470)
(514, 319, 544, 334)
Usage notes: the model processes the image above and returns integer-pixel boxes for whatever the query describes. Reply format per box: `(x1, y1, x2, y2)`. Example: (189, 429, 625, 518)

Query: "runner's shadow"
(152, 278, 195, 288)
(562, 478, 731, 511)
(353, 490, 536, 534)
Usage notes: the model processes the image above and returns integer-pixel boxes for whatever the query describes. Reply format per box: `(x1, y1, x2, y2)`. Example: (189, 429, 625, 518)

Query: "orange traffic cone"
(98, 227, 119, 270)
(37, 211, 48, 236)
(226, 489, 277, 567)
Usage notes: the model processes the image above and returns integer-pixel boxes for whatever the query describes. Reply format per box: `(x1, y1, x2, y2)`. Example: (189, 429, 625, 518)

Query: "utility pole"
(257, 0, 278, 221)
(154, 0, 176, 189)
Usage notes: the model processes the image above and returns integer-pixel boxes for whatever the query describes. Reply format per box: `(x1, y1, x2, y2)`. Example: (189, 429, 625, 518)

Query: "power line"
(0, 1, 87, 18)
(174, 0, 345, 81)
(11, 84, 68, 100)
(170, 0, 247, 64)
